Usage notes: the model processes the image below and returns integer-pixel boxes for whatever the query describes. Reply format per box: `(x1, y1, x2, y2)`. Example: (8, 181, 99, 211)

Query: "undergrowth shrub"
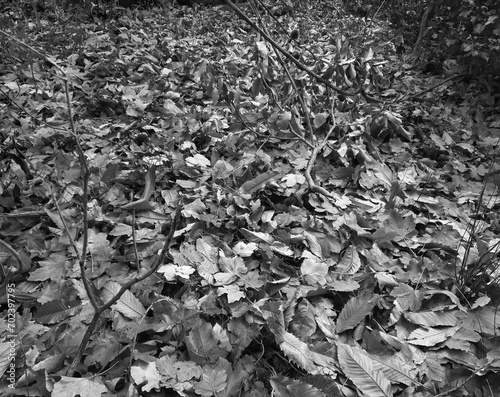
(455, 151, 500, 303)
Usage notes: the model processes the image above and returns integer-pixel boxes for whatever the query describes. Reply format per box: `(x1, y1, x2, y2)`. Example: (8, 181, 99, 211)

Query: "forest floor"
(0, 1, 500, 396)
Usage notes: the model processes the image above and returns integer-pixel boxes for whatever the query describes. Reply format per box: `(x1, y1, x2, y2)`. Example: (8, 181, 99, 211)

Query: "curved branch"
(222, 0, 356, 97)
(66, 206, 182, 376)
(0, 239, 25, 273)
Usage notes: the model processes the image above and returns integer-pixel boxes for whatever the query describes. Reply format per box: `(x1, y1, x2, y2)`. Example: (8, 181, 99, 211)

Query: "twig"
(222, 0, 356, 97)
(305, 118, 337, 199)
(433, 364, 492, 397)
(409, 73, 466, 99)
(263, 21, 315, 147)
(50, 188, 101, 312)
(0, 239, 25, 273)
(66, 206, 182, 376)
(0, 32, 93, 304)
(131, 210, 140, 270)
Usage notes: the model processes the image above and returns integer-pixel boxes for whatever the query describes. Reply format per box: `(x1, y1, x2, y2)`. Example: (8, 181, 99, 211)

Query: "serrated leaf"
(300, 374, 342, 397)
(34, 300, 81, 324)
(194, 367, 227, 396)
(279, 332, 317, 373)
(366, 351, 417, 386)
(101, 281, 146, 320)
(232, 241, 258, 257)
(185, 319, 228, 364)
(337, 295, 378, 334)
(52, 376, 109, 397)
(0, 343, 13, 378)
(338, 343, 393, 397)
(336, 246, 361, 274)
(186, 153, 211, 168)
(217, 284, 246, 303)
(270, 374, 327, 397)
(404, 310, 458, 327)
(130, 361, 161, 392)
(407, 326, 458, 346)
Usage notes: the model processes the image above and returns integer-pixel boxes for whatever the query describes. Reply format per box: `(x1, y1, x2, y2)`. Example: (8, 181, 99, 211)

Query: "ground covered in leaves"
(0, 1, 500, 396)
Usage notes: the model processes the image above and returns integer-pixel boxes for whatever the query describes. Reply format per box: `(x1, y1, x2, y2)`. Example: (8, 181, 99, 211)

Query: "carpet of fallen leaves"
(1, 1, 500, 396)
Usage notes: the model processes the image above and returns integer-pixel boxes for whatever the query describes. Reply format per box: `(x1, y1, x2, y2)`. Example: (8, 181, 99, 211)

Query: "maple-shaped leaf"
(232, 241, 258, 257)
(239, 269, 265, 289)
(369, 161, 393, 188)
(52, 376, 109, 397)
(421, 353, 446, 382)
(282, 173, 306, 187)
(194, 367, 227, 396)
(177, 360, 204, 382)
(158, 263, 196, 281)
(87, 231, 114, 261)
(83, 333, 120, 368)
(186, 153, 211, 168)
(212, 159, 234, 179)
(101, 281, 146, 320)
(373, 210, 417, 243)
(185, 318, 228, 364)
(130, 361, 161, 392)
(219, 254, 248, 277)
(156, 355, 203, 386)
(338, 343, 393, 397)
(217, 284, 246, 303)
(28, 252, 67, 281)
(214, 271, 238, 285)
